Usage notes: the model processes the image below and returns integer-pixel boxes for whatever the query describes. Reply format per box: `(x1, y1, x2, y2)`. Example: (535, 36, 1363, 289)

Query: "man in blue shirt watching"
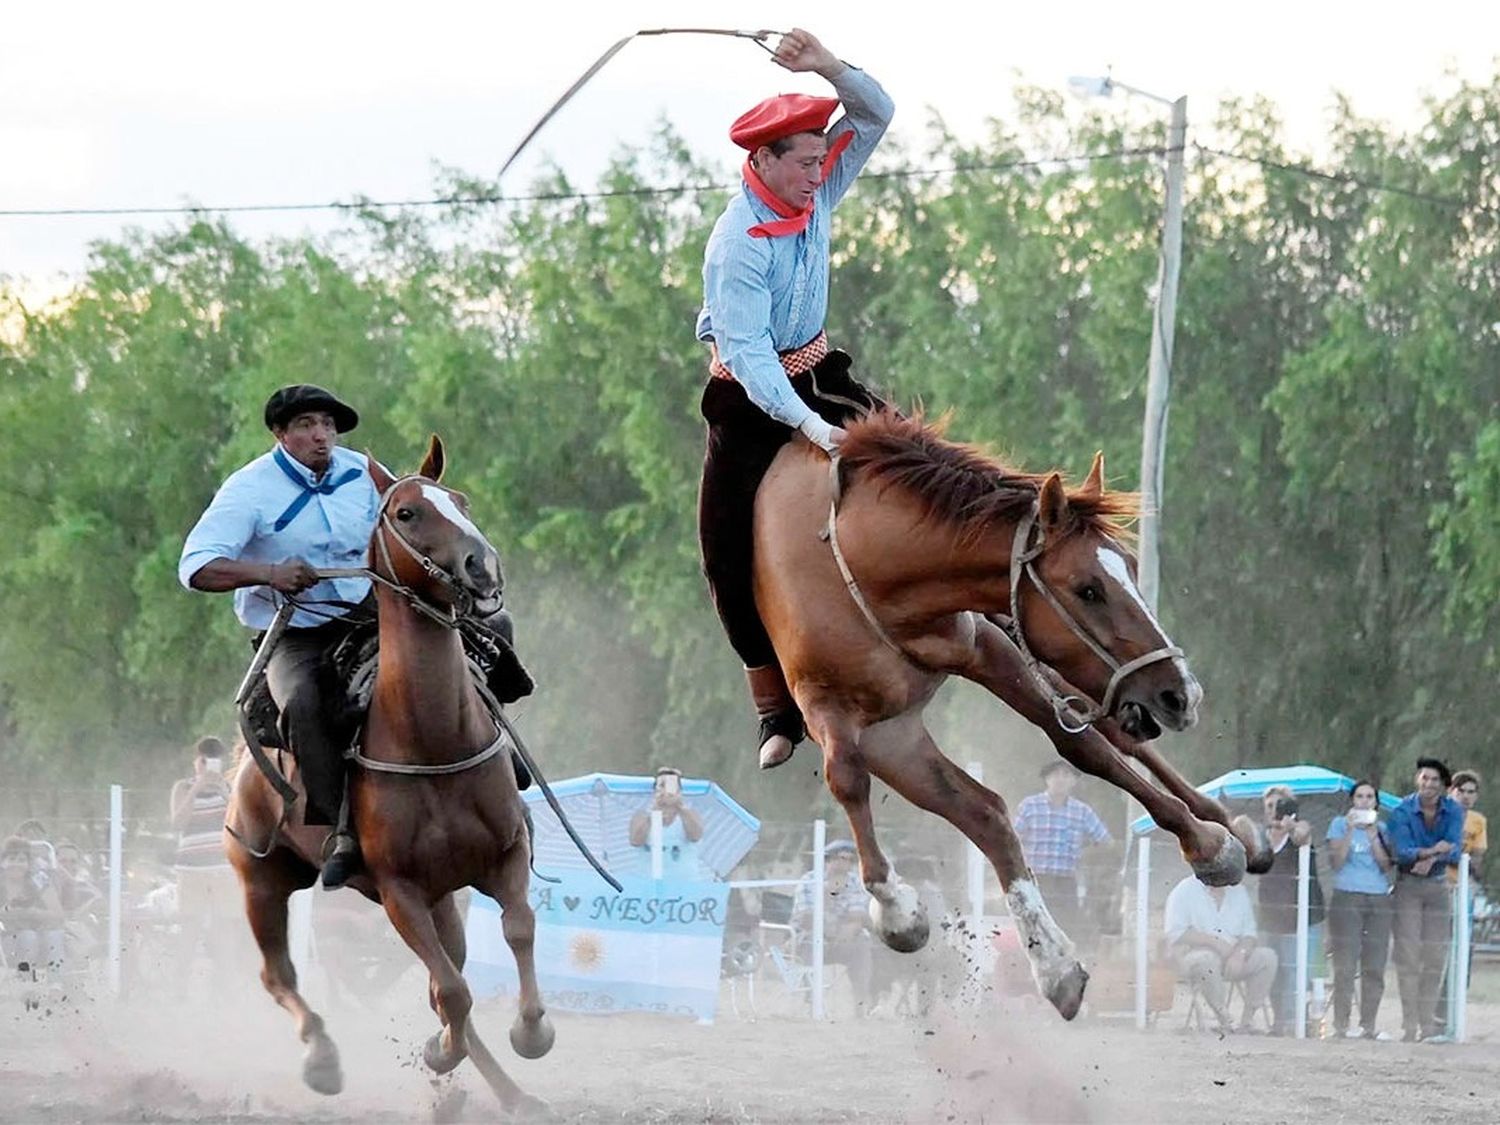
(179, 384, 377, 888)
(1387, 756, 1466, 1042)
(696, 27, 894, 771)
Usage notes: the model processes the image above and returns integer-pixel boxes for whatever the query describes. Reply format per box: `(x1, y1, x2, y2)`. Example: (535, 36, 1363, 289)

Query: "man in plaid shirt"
(1013, 761, 1112, 943)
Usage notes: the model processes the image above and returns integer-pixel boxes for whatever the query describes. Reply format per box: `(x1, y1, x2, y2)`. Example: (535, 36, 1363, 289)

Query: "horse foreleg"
(430, 893, 467, 1020)
(1094, 723, 1271, 874)
(862, 727, 1087, 1020)
(962, 617, 1245, 886)
(378, 883, 480, 1084)
(803, 707, 929, 956)
(482, 846, 555, 1061)
(237, 858, 342, 1095)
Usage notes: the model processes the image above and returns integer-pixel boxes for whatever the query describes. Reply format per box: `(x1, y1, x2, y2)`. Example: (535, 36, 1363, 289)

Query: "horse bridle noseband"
(370, 474, 480, 625)
(822, 456, 1182, 734)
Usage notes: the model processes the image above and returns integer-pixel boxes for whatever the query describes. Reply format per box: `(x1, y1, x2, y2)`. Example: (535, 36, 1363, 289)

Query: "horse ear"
(1038, 472, 1070, 534)
(365, 450, 395, 495)
(1080, 451, 1105, 499)
(418, 433, 445, 483)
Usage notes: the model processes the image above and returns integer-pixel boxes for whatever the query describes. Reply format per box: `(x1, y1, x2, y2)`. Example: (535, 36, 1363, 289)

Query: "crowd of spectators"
(1162, 757, 1485, 1041)
(0, 818, 104, 985)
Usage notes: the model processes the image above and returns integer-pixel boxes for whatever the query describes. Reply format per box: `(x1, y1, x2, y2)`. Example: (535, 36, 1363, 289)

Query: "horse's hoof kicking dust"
(301, 1033, 343, 1096)
(1190, 828, 1247, 887)
(869, 880, 930, 952)
(1045, 962, 1089, 1021)
(423, 1032, 466, 1075)
(509, 1014, 556, 1059)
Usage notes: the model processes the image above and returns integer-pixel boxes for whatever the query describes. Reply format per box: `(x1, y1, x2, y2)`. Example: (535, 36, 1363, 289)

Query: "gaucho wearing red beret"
(692, 28, 896, 772)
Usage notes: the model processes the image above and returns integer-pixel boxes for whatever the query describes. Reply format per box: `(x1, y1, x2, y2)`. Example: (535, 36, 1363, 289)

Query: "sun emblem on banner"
(569, 931, 606, 974)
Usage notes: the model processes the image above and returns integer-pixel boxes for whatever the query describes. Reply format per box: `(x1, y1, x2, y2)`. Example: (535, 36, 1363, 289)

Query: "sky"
(4, 1, 1498, 292)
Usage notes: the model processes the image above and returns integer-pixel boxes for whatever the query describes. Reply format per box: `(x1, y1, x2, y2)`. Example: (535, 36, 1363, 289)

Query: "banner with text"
(463, 873, 729, 1021)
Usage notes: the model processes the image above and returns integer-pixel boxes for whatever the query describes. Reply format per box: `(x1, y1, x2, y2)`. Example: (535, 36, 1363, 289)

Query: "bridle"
(822, 456, 1181, 734)
(368, 474, 483, 626)
(999, 507, 1182, 734)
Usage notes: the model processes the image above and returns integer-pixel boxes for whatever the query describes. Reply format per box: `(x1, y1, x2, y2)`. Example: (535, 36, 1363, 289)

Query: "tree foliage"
(2, 80, 1497, 813)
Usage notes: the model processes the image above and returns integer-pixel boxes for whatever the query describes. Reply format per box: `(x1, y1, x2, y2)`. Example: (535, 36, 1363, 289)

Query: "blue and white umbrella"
(524, 772, 760, 881)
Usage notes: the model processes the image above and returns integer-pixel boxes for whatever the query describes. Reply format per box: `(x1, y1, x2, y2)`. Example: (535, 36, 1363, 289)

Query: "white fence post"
(1454, 853, 1471, 1042)
(288, 888, 314, 975)
(108, 783, 123, 998)
(811, 818, 826, 1021)
(1135, 835, 1151, 1029)
(1294, 843, 1310, 1039)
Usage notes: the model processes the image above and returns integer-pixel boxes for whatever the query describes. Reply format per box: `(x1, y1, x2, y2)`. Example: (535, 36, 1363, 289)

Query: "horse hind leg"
(863, 726, 1087, 1021)
(806, 709, 929, 956)
(236, 856, 343, 1095)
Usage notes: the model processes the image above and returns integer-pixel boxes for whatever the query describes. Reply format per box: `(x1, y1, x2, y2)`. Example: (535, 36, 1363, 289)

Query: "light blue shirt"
(1326, 815, 1391, 895)
(696, 66, 894, 431)
(178, 444, 379, 629)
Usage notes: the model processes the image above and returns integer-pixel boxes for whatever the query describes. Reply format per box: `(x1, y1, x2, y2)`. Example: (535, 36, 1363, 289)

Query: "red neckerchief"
(743, 130, 855, 239)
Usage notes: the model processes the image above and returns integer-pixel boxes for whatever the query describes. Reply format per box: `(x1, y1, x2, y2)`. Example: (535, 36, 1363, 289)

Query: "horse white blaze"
(1096, 543, 1198, 687)
(421, 484, 499, 584)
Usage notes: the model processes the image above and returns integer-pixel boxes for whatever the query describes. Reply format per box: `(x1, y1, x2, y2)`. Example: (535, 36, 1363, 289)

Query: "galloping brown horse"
(754, 411, 1269, 1015)
(225, 436, 552, 1114)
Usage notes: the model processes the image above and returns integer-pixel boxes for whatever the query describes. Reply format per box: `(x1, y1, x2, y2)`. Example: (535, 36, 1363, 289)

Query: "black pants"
(697, 351, 884, 668)
(1326, 889, 1393, 1033)
(264, 615, 364, 826)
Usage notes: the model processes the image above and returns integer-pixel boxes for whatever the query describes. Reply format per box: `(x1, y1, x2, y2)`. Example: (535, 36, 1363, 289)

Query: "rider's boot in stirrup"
(321, 789, 362, 889)
(746, 664, 804, 770)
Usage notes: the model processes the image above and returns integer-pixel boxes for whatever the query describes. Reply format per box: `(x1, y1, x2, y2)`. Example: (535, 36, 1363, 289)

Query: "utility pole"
(1136, 95, 1187, 613)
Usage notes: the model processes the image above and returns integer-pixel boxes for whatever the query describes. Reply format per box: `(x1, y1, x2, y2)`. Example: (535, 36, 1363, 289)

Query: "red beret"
(729, 93, 841, 151)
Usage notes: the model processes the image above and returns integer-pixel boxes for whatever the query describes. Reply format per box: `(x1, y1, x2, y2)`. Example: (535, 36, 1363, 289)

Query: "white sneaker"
(1371, 1030, 1394, 1041)
(1342, 1028, 1365, 1039)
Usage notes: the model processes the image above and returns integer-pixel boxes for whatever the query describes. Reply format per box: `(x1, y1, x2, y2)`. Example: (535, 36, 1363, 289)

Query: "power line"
(0, 143, 1488, 221)
(1195, 143, 1493, 214)
(0, 148, 1165, 220)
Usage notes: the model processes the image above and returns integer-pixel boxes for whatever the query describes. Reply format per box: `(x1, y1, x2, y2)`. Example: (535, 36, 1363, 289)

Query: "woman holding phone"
(1325, 780, 1395, 1039)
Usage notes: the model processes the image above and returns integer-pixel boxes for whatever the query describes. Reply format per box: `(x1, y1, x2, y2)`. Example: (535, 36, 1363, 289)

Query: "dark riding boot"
(321, 831, 361, 889)
(747, 664, 804, 770)
(320, 788, 361, 890)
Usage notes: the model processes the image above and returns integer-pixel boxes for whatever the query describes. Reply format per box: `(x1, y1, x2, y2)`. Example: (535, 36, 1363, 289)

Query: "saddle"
(240, 616, 535, 774)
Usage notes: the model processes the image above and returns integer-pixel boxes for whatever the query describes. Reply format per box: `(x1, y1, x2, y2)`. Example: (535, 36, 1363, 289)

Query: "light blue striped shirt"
(696, 67, 894, 432)
(178, 444, 378, 630)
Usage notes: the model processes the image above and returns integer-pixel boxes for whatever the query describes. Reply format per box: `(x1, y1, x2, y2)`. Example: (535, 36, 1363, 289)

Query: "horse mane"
(836, 410, 1139, 541)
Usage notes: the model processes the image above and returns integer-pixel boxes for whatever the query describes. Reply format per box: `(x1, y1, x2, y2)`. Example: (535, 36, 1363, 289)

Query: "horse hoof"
(509, 1014, 556, 1059)
(423, 1031, 465, 1075)
(1233, 815, 1274, 874)
(302, 1034, 344, 1096)
(1044, 962, 1089, 1021)
(1191, 828, 1247, 887)
(868, 881, 929, 953)
(758, 736, 794, 770)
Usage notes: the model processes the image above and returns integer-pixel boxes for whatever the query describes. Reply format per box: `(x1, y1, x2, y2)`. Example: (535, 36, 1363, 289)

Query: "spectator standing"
(1012, 761, 1111, 942)
(793, 839, 875, 1016)
(169, 736, 239, 979)
(1, 835, 66, 979)
(628, 767, 709, 880)
(1163, 874, 1278, 1034)
(1325, 780, 1394, 1039)
(1388, 757, 1466, 1042)
(1432, 768, 1487, 1038)
(1257, 790, 1325, 1036)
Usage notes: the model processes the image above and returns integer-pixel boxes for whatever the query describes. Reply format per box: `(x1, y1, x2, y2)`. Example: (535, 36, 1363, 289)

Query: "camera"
(1273, 796, 1299, 821)
(205, 757, 223, 774)
(1349, 808, 1377, 827)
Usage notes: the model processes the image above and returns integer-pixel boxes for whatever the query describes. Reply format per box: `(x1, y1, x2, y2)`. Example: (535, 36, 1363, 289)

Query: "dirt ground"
(2, 958, 1498, 1124)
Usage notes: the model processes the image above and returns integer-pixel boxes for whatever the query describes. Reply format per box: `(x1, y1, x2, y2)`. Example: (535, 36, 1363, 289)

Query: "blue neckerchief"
(271, 446, 364, 532)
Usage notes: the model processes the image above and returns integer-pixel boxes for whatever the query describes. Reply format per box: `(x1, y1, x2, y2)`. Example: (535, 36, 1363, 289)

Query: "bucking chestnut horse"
(225, 436, 552, 1115)
(754, 411, 1271, 1015)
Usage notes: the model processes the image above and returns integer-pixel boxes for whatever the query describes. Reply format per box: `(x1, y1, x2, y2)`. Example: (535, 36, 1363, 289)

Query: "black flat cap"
(264, 384, 359, 433)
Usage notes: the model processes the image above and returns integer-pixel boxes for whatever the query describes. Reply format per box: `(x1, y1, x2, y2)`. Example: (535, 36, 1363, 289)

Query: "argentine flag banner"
(463, 873, 730, 1021)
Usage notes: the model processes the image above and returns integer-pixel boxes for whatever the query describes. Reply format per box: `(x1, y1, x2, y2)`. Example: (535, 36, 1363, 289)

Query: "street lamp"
(1068, 75, 1187, 615)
